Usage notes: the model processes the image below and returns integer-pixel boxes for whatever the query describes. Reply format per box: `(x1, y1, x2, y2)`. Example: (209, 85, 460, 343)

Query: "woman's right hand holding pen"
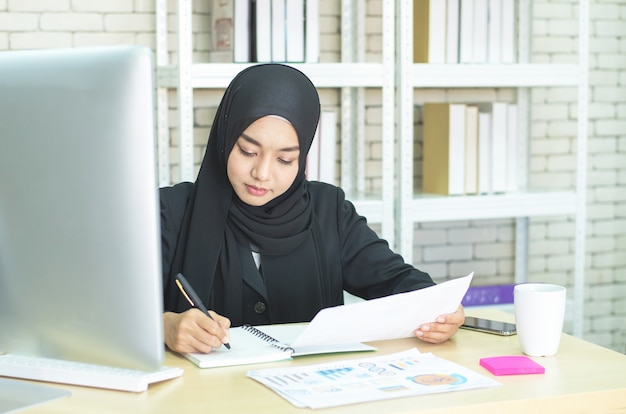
(163, 309, 231, 354)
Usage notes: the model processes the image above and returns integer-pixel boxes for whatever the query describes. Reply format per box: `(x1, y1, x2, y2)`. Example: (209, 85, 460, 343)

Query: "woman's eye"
(238, 146, 255, 157)
(278, 158, 295, 166)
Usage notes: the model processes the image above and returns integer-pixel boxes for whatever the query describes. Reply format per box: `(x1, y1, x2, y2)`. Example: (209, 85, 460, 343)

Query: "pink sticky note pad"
(479, 356, 545, 376)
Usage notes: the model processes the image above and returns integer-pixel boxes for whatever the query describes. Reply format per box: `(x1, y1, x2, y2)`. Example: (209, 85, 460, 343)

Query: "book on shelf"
(475, 101, 518, 195)
(464, 105, 479, 194)
(500, 0, 516, 62)
(271, 0, 286, 61)
(306, 124, 320, 181)
(233, 0, 251, 62)
(490, 101, 508, 193)
(422, 101, 518, 196)
(487, 0, 502, 63)
(210, 0, 235, 62)
(472, 0, 488, 63)
(459, 0, 474, 63)
(422, 103, 466, 196)
(305, 0, 319, 63)
(477, 110, 492, 194)
(306, 110, 337, 185)
(213, 0, 316, 63)
(286, 0, 305, 62)
(446, 0, 460, 63)
(254, 0, 272, 62)
(317, 110, 337, 185)
(413, 0, 447, 63)
(506, 103, 518, 192)
(413, 0, 516, 65)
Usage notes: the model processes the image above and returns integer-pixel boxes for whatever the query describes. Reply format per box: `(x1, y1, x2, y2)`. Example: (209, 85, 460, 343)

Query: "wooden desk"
(16, 310, 626, 413)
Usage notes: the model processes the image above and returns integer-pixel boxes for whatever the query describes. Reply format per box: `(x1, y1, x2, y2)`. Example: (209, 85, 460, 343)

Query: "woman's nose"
(252, 157, 271, 181)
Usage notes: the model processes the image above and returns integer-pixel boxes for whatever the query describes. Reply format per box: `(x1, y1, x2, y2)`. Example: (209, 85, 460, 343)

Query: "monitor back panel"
(0, 46, 164, 371)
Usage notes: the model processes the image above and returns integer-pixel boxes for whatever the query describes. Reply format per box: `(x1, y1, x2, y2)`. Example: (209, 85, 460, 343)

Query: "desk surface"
(13, 309, 626, 413)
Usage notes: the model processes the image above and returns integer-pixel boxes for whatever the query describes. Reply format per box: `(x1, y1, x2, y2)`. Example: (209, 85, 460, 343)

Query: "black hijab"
(167, 64, 323, 325)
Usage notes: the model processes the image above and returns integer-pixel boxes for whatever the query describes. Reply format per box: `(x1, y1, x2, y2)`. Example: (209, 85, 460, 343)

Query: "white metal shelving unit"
(396, 0, 588, 337)
(155, 0, 397, 244)
(156, 0, 588, 335)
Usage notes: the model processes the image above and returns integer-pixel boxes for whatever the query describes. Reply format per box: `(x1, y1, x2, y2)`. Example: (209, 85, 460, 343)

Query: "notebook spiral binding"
(242, 324, 295, 353)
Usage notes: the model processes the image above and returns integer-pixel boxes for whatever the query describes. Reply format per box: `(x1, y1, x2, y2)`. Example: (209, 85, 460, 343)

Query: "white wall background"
(0, 0, 624, 352)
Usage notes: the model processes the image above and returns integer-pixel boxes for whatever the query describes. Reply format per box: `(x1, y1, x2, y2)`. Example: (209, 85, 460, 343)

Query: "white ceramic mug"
(514, 283, 566, 357)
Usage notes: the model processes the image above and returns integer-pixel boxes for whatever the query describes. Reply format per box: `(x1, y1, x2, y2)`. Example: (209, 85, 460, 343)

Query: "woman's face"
(227, 116, 300, 206)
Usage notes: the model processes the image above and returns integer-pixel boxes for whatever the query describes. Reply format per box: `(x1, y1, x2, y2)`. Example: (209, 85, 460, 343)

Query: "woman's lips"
(246, 184, 268, 197)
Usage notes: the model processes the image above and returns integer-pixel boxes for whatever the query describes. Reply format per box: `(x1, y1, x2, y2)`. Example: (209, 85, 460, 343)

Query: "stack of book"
(413, 0, 516, 64)
(210, 0, 319, 63)
(422, 102, 518, 196)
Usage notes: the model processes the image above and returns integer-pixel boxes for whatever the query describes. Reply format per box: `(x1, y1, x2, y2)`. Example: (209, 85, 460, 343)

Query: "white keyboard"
(0, 354, 183, 392)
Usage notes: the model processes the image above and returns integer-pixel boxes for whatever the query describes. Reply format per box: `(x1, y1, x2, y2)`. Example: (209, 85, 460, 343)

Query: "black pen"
(175, 273, 231, 350)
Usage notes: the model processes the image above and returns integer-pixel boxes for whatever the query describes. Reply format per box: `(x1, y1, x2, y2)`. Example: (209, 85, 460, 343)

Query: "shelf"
(411, 63, 580, 88)
(343, 191, 577, 232)
(396, 0, 589, 338)
(157, 63, 386, 89)
(408, 191, 578, 222)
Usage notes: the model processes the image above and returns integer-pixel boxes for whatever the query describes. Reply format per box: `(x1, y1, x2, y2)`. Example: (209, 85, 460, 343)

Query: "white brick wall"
(0, 0, 156, 50)
(1, 0, 624, 353)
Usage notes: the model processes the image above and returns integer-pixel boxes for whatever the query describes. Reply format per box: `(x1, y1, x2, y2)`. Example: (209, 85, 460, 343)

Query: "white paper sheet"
(292, 272, 474, 348)
(247, 346, 499, 409)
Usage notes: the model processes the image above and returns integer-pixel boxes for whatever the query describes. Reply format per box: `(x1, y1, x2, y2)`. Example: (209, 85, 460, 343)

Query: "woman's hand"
(414, 305, 465, 344)
(163, 309, 231, 353)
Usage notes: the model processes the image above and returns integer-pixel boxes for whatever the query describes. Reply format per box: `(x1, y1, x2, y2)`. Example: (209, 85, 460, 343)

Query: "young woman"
(160, 64, 465, 353)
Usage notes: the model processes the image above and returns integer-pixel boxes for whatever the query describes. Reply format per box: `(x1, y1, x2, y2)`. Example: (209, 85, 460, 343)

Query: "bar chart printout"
(247, 348, 500, 408)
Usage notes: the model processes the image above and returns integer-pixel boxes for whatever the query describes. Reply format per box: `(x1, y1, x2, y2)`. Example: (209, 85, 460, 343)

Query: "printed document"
(247, 347, 500, 409)
(293, 272, 474, 347)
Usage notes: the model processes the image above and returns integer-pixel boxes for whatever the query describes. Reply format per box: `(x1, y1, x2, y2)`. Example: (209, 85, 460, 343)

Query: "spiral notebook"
(182, 324, 377, 369)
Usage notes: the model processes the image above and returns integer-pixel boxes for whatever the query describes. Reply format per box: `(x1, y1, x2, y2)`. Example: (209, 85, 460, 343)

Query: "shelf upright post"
(573, 0, 589, 338)
(178, 0, 195, 182)
(514, 0, 531, 285)
(396, 0, 414, 261)
(355, 0, 366, 198)
(380, 0, 395, 245)
(340, 0, 356, 197)
(156, 0, 171, 186)
(340, 0, 395, 240)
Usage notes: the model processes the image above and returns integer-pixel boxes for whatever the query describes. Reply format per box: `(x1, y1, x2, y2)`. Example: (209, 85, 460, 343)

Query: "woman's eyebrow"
(240, 133, 300, 152)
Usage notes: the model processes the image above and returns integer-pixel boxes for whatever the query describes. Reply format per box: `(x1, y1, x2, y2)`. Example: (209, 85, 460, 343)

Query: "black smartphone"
(461, 316, 517, 336)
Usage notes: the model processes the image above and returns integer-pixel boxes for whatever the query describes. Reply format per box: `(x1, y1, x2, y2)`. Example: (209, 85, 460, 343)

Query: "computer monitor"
(0, 45, 164, 371)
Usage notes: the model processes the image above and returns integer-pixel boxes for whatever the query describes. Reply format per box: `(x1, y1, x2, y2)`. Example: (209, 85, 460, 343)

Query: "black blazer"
(159, 181, 435, 325)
